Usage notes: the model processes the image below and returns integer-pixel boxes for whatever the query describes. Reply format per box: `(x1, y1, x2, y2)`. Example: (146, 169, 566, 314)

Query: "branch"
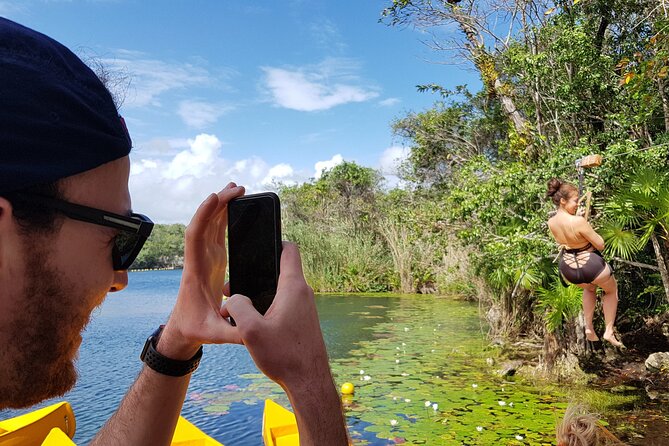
(611, 257, 659, 271)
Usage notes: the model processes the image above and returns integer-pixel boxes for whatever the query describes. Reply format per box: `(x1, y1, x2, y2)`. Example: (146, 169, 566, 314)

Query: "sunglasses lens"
(114, 231, 141, 269)
(112, 214, 153, 270)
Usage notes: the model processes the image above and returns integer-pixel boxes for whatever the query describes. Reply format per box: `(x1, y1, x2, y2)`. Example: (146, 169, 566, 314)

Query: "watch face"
(140, 336, 153, 360)
(140, 327, 162, 361)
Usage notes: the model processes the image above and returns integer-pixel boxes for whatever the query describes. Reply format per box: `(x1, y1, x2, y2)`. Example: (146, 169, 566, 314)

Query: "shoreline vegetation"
(131, 267, 182, 272)
(136, 3, 669, 442)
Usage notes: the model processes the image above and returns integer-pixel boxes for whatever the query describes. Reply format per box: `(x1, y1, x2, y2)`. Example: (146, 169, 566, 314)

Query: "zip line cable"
(598, 141, 669, 160)
(551, 141, 669, 175)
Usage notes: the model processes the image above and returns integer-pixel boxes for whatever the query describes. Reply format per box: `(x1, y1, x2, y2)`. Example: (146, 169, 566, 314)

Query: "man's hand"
(158, 183, 245, 360)
(222, 242, 349, 445)
(221, 242, 330, 387)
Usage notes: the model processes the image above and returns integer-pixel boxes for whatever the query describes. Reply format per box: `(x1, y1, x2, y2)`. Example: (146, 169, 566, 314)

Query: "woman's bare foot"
(585, 328, 599, 342)
(603, 330, 624, 348)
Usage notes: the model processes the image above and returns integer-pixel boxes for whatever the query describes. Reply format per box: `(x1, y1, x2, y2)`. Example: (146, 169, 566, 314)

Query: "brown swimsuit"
(559, 243, 607, 285)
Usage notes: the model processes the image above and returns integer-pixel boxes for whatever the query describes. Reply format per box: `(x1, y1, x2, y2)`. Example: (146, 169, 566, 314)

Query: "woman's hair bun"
(547, 178, 562, 197)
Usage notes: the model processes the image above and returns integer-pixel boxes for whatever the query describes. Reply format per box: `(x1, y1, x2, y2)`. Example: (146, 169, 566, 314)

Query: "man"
(0, 17, 349, 445)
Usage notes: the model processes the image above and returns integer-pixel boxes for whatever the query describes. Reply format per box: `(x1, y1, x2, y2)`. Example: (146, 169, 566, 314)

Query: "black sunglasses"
(17, 193, 154, 271)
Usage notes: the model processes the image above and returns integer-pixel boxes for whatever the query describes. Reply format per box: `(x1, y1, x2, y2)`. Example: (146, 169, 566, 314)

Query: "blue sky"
(2, 0, 479, 222)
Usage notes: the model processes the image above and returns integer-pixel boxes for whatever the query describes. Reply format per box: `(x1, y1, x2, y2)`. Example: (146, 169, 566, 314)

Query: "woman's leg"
(577, 283, 599, 341)
(593, 266, 622, 347)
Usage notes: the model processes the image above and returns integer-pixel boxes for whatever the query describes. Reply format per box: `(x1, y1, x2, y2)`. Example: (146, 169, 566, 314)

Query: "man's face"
(0, 156, 131, 408)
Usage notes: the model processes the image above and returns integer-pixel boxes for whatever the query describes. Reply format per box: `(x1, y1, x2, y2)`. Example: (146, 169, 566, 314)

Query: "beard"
(0, 236, 95, 409)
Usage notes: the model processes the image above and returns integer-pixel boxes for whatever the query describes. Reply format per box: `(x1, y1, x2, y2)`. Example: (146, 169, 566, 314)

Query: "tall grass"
(284, 222, 396, 292)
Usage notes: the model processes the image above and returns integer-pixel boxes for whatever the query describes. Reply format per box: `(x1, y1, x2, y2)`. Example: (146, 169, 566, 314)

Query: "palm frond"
(600, 221, 640, 259)
(631, 167, 669, 194)
(603, 193, 643, 226)
(656, 191, 669, 238)
(489, 268, 513, 289)
(638, 218, 663, 248)
(536, 274, 583, 333)
(515, 267, 542, 290)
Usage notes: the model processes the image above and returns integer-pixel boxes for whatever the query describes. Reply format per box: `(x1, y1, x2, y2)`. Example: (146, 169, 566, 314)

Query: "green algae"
(195, 295, 569, 445)
(328, 297, 566, 445)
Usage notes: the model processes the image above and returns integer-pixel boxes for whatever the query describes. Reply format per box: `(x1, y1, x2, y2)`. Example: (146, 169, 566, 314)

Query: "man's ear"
(0, 197, 14, 227)
(0, 197, 16, 269)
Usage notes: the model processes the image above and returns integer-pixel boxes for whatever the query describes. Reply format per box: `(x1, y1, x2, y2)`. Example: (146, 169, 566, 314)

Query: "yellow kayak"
(171, 416, 223, 446)
(262, 399, 299, 446)
(0, 402, 223, 446)
(0, 402, 75, 446)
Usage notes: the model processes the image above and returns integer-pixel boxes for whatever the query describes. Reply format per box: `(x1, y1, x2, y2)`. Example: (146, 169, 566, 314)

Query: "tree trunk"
(575, 311, 586, 355)
(650, 232, 669, 303)
(495, 78, 528, 134)
(659, 78, 669, 132)
(450, 5, 529, 138)
(533, 78, 543, 138)
(590, 14, 609, 134)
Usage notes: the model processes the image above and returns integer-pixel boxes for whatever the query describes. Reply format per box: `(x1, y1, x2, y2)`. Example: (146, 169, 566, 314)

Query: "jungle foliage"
(277, 0, 669, 368)
(381, 0, 669, 352)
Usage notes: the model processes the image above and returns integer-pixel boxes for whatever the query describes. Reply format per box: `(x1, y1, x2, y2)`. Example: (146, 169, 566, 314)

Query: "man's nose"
(109, 269, 128, 292)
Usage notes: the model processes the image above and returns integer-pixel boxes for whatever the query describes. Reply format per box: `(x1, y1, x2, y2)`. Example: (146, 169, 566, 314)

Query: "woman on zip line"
(546, 178, 623, 348)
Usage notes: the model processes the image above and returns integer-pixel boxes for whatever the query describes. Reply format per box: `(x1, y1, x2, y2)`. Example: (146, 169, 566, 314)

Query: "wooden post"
(575, 155, 601, 220)
(578, 154, 602, 168)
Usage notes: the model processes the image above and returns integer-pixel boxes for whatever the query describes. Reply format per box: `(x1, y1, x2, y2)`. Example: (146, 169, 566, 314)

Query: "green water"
(197, 295, 567, 445)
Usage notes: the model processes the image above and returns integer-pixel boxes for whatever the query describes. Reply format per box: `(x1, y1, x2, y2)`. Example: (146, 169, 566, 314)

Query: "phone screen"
(228, 193, 282, 316)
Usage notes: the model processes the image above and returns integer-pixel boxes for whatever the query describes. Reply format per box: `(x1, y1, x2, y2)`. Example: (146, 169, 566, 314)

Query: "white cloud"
(129, 134, 303, 223)
(379, 146, 410, 189)
(262, 163, 296, 186)
(164, 133, 221, 179)
(379, 97, 401, 107)
(314, 154, 344, 179)
(262, 58, 379, 111)
(129, 159, 158, 176)
(101, 51, 212, 108)
(178, 100, 231, 129)
(379, 146, 410, 174)
(128, 140, 413, 222)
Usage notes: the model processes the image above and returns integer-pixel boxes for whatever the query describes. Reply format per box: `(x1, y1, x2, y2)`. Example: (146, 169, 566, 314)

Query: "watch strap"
(140, 326, 203, 377)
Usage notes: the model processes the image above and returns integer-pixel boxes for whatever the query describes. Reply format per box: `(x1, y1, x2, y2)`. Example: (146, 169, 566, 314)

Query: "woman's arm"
(576, 217, 605, 251)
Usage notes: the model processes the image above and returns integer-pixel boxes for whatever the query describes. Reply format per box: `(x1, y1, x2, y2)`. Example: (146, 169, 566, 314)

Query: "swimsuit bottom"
(559, 249, 607, 285)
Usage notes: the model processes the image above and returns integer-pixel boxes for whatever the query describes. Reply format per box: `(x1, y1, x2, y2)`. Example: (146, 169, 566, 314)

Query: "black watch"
(140, 325, 203, 377)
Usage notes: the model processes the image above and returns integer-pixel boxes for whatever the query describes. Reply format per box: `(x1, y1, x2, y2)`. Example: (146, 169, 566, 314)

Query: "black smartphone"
(228, 192, 282, 317)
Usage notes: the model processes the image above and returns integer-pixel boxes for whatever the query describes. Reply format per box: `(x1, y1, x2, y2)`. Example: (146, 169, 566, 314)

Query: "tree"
(382, 0, 548, 152)
(392, 87, 507, 189)
(317, 161, 383, 232)
(601, 167, 669, 302)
